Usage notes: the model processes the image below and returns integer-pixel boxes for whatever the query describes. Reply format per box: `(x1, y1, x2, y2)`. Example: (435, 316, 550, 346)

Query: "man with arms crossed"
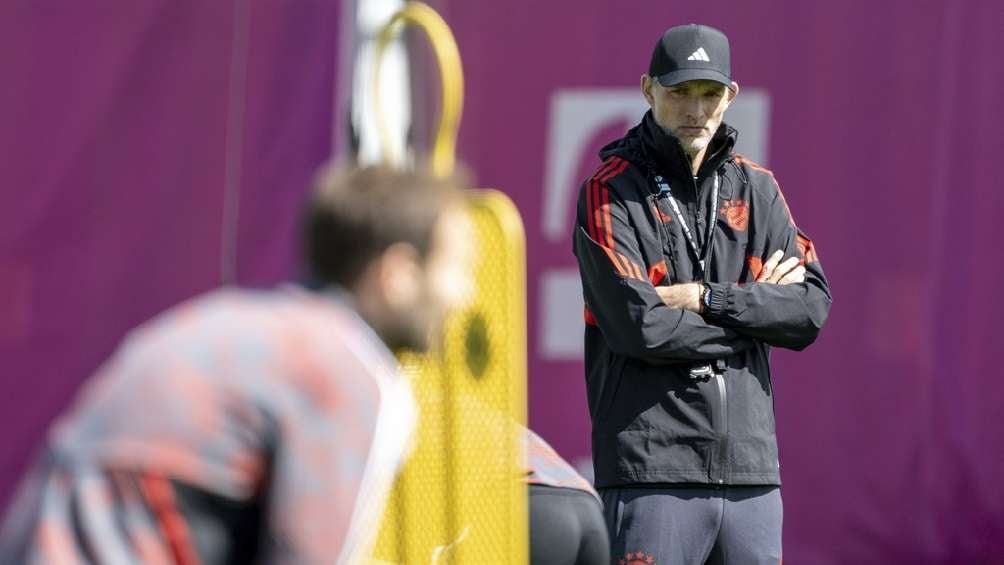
(573, 24, 831, 563)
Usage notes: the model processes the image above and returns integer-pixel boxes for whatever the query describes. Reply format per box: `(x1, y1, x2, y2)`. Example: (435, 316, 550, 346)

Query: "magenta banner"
(0, 0, 340, 520)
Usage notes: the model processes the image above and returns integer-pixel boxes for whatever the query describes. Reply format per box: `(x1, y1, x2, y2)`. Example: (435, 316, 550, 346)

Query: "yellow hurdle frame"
(370, 3, 528, 563)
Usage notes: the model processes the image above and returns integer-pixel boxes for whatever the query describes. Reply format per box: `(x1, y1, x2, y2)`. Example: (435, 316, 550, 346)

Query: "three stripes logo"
(687, 47, 711, 62)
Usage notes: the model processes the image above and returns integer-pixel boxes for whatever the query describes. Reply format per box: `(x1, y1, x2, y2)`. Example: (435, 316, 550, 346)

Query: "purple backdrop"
(2, 1, 1004, 563)
(440, 0, 1004, 562)
(0, 0, 340, 522)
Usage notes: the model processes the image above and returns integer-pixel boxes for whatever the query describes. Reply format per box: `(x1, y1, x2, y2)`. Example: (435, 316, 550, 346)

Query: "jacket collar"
(601, 110, 737, 184)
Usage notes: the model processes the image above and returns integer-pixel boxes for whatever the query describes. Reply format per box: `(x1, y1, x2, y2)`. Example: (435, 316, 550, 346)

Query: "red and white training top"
(524, 428, 600, 503)
(0, 286, 415, 564)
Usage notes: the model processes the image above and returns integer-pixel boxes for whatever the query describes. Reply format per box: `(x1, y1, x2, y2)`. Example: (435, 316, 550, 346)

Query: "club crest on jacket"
(719, 199, 750, 231)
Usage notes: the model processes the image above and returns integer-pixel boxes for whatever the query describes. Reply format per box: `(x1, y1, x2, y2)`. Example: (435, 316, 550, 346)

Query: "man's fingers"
(777, 265, 806, 285)
(757, 250, 784, 282)
(768, 257, 802, 283)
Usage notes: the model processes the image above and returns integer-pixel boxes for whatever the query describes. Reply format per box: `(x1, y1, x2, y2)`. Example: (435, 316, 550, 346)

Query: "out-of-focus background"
(1, 1, 1002, 562)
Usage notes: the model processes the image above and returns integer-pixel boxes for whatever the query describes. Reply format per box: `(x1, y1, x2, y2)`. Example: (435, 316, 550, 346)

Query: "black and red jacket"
(573, 111, 832, 487)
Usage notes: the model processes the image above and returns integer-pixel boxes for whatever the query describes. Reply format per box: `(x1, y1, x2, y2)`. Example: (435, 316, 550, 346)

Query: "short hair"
(303, 164, 467, 289)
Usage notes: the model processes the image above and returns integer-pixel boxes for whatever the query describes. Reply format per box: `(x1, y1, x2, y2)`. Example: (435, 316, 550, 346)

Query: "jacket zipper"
(673, 153, 730, 484)
(714, 372, 728, 484)
(692, 168, 728, 484)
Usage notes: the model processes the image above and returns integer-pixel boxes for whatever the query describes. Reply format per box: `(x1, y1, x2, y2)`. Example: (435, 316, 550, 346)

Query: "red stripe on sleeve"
(620, 253, 644, 280)
(634, 261, 645, 280)
(592, 179, 604, 243)
(599, 186, 638, 279)
(796, 234, 819, 264)
(586, 158, 636, 279)
(139, 475, 200, 565)
(600, 185, 617, 253)
(586, 160, 617, 241)
(601, 247, 633, 279)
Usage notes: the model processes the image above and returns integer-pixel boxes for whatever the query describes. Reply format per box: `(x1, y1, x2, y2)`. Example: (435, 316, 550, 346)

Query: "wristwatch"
(702, 283, 713, 310)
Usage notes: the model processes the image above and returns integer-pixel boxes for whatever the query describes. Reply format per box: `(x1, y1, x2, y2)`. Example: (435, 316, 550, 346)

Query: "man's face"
(642, 77, 738, 157)
(380, 205, 474, 352)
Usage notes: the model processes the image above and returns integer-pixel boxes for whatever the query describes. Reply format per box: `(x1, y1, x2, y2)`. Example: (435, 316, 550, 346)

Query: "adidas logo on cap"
(687, 47, 711, 62)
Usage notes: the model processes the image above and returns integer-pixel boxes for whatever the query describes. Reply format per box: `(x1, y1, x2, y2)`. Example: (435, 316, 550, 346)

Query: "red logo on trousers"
(619, 550, 656, 564)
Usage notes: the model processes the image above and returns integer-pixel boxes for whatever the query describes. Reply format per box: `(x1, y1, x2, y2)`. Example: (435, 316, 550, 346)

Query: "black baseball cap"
(648, 24, 733, 90)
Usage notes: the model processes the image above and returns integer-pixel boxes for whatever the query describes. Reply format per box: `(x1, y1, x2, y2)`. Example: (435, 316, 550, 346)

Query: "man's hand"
(757, 250, 805, 285)
(655, 283, 703, 313)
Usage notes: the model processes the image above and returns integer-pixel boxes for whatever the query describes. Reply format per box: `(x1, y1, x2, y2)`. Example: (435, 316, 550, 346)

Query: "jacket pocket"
(595, 360, 713, 437)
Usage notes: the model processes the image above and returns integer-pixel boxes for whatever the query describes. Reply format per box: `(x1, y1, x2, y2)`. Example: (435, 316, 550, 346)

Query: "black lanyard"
(655, 173, 719, 274)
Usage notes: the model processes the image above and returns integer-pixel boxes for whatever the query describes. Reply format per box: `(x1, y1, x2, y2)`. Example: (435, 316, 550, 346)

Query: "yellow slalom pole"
(372, 1, 464, 177)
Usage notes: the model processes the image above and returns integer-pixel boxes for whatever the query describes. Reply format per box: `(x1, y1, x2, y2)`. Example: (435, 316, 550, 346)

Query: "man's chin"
(672, 143, 700, 160)
(671, 131, 707, 148)
(391, 332, 430, 355)
(375, 318, 430, 354)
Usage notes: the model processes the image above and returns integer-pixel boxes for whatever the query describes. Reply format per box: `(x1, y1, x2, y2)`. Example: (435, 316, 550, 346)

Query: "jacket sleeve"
(701, 175, 832, 350)
(574, 175, 754, 363)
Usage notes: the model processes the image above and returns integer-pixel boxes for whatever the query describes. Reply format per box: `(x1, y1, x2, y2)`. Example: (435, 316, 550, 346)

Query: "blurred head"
(303, 164, 473, 352)
(643, 23, 738, 158)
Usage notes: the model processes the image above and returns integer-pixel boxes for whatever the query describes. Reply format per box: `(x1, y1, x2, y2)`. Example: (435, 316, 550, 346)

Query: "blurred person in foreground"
(0, 165, 472, 564)
(573, 24, 832, 563)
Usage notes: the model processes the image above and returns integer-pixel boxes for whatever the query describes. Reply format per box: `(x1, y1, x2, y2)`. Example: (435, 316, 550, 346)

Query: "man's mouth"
(677, 126, 706, 136)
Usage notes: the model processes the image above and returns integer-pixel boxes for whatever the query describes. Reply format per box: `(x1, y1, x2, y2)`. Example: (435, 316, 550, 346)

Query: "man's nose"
(683, 95, 706, 119)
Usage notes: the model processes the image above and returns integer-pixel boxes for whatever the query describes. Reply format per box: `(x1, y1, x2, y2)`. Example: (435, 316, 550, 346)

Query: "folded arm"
(574, 178, 754, 363)
(700, 180, 833, 350)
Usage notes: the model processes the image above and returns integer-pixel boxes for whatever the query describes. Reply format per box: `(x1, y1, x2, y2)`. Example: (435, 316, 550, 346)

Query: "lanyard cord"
(655, 173, 719, 274)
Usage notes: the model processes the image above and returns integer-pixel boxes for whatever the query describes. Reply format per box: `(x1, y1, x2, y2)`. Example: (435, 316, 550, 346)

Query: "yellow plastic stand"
(370, 3, 527, 563)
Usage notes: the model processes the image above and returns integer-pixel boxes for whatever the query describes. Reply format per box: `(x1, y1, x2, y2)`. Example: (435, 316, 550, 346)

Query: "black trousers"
(530, 484, 610, 565)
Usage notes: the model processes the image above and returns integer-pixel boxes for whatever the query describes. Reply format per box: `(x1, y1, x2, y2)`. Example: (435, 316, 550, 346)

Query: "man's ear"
(641, 74, 656, 107)
(376, 242, 422, 309)
(726, 81, 740, 105)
